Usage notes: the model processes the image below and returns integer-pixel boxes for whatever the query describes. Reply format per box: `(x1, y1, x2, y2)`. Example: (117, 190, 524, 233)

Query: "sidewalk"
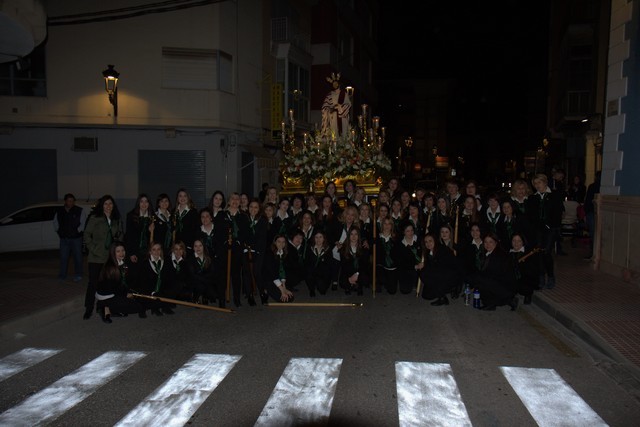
(1, 246, 639, 377)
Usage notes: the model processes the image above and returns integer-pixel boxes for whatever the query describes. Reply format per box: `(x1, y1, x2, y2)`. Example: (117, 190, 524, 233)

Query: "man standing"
(583, 171, 601, 260)
(53, 193, 87, 281)
(526, 174, 564, 289)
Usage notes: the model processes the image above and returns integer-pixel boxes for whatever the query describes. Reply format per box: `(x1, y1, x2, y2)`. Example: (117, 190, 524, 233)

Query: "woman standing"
(83, 194, 124, 319)
(222, 192, 251, 307)
(423, 193, 437, 235)
(358, 203, 374, 249)
(458, 195, 481, 246)
(208, 190, 226, 221)
(263, 202, 278, 250)
(394, 223, 424, 295)
(96, 242, 146, 323)
(241, 199, 267, 304)
(439, 224, 460, 255)
(376, 217, 399, 294)
(482, 193, 502, 235)
(125, 194, 154, 289)
(432, 195, 451, 233)
(153, 193, 174, 253)
(460, 223, 485, 284)
(375, 203, 391, 235)
(174, 188, 200, 254)
(496, 199, 532, 251)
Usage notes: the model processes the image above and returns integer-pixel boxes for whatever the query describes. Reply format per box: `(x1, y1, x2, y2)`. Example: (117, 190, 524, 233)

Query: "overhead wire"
(47, 0, 225, 26)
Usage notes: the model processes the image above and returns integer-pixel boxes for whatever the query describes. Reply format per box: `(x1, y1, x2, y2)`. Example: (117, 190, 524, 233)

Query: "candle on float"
(381, 127, 386, 138)
(362, 104, 368, 117)
(373, 116, 380, 129)
(289, 109, 294, 121)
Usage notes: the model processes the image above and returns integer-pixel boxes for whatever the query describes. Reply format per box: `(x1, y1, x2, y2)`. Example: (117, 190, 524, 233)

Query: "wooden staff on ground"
(372, 209, 377, 297)
(132, 293, 235, 313)
(267, 302, 363, 308)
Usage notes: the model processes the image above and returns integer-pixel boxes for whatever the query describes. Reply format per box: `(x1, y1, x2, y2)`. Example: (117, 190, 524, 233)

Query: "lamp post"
(102, 64, 119, 117)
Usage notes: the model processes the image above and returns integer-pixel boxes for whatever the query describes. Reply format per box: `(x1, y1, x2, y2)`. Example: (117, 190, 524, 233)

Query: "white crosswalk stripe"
(395, 361, 472, 427)
(0, 347, 611, 426)
(0, 351, 146, 427)
(0, 348, 62, 382)
(115, 353, 242, 427)
(254, 357, 343, 426)
(500, 366, 608, 427)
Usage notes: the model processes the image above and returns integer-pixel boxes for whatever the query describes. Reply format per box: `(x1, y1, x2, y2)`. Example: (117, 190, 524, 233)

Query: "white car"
(0, 201, 95, 253)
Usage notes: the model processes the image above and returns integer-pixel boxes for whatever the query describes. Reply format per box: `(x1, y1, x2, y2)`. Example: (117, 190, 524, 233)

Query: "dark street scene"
(1, 1, 640, 426)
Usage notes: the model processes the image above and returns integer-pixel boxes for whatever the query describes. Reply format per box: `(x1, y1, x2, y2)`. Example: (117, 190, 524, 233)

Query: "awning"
(241, 144, 280, 169)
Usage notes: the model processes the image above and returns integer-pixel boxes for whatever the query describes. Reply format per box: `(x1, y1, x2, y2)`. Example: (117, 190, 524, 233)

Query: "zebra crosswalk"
(0, 347, 609, 427)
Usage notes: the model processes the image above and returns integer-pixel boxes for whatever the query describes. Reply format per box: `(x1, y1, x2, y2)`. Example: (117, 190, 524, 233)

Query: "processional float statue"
(280, 72, 391, 195)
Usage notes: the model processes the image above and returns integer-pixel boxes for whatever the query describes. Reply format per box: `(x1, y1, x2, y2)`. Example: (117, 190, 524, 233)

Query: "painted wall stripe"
(0, 351, 146, 427)
(500, 366, 608, 427)
(0, 348, 62, 382)
(254, 357, 343, 426)
(115, 353, 242, 427)
(395, 361, 472, 427)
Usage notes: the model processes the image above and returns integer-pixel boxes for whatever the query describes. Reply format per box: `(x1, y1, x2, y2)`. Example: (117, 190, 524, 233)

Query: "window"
(162, 47, 233, 93)
(4, 206, 57, 225)
(287, 63, 309, 122)
(0, 43, 47, 97)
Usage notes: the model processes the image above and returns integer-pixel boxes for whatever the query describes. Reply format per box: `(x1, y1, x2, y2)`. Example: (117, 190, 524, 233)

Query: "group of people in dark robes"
(81, 172, 565, 323)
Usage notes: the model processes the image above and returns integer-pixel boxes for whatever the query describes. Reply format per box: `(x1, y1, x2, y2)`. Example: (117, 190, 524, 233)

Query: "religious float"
(279, 73, 392, 197)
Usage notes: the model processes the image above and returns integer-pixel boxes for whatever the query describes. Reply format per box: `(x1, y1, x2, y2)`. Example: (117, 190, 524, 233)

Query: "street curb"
(0, 297, 83, 340)
(532, 292, 640, 379)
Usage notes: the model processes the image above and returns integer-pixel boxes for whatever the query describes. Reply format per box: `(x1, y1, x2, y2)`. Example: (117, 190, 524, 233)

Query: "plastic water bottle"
(464, 284, 471, 306)
(473, 289, 481, 309)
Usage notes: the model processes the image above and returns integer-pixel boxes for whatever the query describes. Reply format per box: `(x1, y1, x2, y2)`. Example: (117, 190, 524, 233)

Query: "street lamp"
(102, 64, 119, 117)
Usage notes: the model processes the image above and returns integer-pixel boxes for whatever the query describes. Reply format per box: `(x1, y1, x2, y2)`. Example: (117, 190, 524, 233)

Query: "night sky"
(375, 2, 551, 185)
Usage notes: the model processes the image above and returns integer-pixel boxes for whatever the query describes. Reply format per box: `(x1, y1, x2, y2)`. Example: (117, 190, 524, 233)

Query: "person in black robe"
(420, 233, 462, 305)
(469, 232, 518, 311)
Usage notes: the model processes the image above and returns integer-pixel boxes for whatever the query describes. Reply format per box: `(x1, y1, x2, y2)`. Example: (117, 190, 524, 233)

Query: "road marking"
(501, 366, 608, 427)
(115, 353, 241, 427)
(0, 348, 62, 382)
(0, 351, 146, 427)
(395, 361, 472, 427)
(255, 357, 343, 426)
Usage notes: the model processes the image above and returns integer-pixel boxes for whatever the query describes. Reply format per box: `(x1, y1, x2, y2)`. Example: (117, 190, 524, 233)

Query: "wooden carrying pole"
(372, 211, 377, 297)
(267, 302, 363, 308)
(132, 293, 235, 313)
(226, 228, 232, 303)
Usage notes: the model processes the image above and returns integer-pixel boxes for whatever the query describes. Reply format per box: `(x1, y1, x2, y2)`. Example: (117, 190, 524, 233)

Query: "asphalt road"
(1, 279, 640, 426)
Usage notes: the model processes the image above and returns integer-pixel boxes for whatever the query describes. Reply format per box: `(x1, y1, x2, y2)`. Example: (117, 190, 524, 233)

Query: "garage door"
(138, 150, 207, 210)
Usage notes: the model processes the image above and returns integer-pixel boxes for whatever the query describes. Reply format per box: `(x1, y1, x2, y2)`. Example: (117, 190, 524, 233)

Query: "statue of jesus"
(320, 72, 351, 138)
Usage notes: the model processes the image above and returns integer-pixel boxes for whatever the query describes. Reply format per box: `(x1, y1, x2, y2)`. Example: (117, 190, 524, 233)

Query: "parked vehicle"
(0, 201, 95, 253)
